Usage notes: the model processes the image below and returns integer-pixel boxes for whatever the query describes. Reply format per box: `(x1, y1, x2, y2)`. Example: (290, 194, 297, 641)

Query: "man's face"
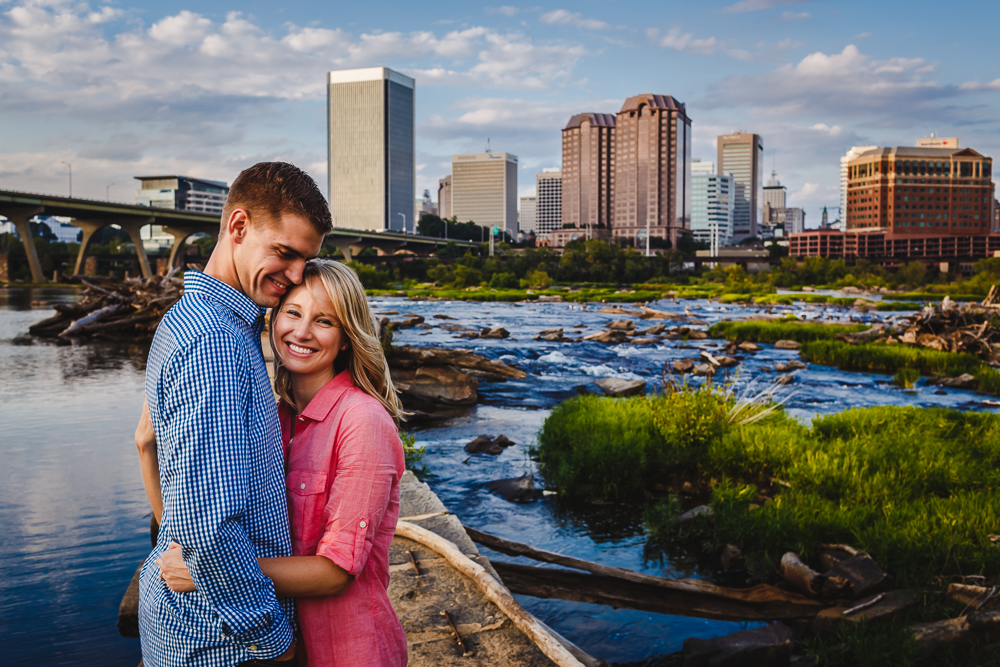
(231, 211, 324, 308)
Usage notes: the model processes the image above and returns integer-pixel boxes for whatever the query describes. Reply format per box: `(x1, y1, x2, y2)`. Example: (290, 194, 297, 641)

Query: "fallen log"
(467, 527, 825, 622)
(490, 561, 824, 623)
(780, 552, 824, 597)
(59, 304, 126, 337)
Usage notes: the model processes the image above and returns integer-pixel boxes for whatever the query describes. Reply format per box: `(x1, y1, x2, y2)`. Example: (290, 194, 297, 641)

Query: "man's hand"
(156, 542, 196, 592)
(135, 400, 156, 451)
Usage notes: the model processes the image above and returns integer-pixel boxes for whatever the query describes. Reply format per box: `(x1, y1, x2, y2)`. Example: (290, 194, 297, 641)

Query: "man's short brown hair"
(221, 162, 333, 236)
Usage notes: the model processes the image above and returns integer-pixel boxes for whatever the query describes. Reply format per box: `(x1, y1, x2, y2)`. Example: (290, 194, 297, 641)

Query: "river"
(1, 286, 992, 665)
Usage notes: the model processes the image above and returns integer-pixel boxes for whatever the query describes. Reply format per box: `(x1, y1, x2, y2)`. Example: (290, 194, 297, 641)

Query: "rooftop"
(564, 112, 616, 130)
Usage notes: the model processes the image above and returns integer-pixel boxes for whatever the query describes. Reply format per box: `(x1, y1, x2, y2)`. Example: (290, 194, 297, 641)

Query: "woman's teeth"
(288, 343, 315, 355)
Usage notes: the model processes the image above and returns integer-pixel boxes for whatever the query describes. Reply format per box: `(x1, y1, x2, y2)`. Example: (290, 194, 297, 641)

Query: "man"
(139, 162, 331, 667)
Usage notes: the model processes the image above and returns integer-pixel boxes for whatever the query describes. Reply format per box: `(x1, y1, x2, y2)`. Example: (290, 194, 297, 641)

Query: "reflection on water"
(1, 287, 995, 665)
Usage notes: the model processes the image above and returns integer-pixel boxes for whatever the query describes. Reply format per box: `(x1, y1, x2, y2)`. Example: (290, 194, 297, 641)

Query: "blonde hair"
(270, 259, 405, 423)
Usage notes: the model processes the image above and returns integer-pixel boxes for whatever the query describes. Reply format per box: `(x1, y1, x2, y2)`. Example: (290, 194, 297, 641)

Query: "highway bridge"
(0, 189, 476, 283)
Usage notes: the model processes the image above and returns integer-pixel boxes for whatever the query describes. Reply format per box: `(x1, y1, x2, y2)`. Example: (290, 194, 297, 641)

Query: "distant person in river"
(136, 258, 409, 667)
(134, 161, 330, 667)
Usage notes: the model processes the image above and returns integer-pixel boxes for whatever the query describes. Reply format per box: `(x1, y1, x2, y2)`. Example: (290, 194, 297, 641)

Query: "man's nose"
(285, 259, 306, 285)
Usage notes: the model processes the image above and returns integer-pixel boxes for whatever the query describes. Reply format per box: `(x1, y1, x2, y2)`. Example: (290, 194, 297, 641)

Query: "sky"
(1, 0, 998, 228)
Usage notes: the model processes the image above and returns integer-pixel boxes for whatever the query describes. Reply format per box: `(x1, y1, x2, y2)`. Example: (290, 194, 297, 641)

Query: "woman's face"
(272, 280, 348, 380)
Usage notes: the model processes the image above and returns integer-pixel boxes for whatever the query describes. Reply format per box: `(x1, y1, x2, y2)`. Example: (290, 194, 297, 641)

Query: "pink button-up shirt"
(278, 372, 407, 667)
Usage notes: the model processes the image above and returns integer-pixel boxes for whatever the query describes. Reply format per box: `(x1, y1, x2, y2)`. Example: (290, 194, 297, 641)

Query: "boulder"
(646, 324, 667, 335)
(607, 319, 636, 330)
(487, 474, 540, 503)
(774, 340, 800, 350)
(595, 378, 646, 397)
(432, 314, 454, 320)
(693, 363, 715, 376)
(480, 327, 510, 339)
(533, 328, 565, 342)
(738, 341, 761, 352)
(775, 360, 807, 372)
(813, 590, 916, 638)
(941, 373, 976, 389)
(464, 434, 516, 455)
(536, 294, 564, 302)
(716, 356, 740, 368)
(775, 374, 795, 385)
(683, 622, 793, 667)
(672, 358, 695, 374)
(440, 323, 477, 333)
(583, 329, 629, 344)
(630, 337, 661, 345)
(389, 345, 526, 379)
(393, 316, 425, 328)
(390, 366, 478, 406)
(825, 553, 892, 599)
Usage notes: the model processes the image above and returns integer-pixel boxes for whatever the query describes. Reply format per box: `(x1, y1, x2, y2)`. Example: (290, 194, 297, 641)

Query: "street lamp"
(106, 182, 115, 201)
(398, 212, 406, 234)
(61, 161, 72, 197)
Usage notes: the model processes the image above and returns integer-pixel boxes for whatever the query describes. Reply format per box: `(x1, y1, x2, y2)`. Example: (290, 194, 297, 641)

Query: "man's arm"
(157, 331, 292, 658)
(135, 400, 163, 524)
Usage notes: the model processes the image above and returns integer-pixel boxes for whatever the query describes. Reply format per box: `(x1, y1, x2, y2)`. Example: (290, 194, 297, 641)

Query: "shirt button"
(359, 520, 367, 528)
(249, 645, 258, 652)
(300, 483, 306, 490)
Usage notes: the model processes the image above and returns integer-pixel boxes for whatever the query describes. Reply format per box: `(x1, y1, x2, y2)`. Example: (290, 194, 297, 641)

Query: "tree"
(897, 261, 926, 287)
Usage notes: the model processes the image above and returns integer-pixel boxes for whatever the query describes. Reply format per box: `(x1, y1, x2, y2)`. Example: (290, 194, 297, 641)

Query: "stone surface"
(813, 590, 916, 638)
(389, 346, 526, 379)
(775, 374, 795, 386)
(583, 329, 628, 344)
(391, 366, 479, 406)
(738, 342, 761, 352)
(824, 553, 892, 599)
(682, 622, 793, 667)
(672, 358, 695, 374)
(941, 373, 976, 389)
(463, 435, 516, 456)
(774, 340, 800, 350)
(595, 378, 646, 397)
(607, 319, 636, 330)
(774, 360, 807, 372)
(693, 363, 715, 376)
(480, 327, 510, 339)
(486, 474, 541, 503)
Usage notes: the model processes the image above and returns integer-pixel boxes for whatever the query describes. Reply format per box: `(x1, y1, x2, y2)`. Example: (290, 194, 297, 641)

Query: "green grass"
(800, 340, 980, 375)
(894, 368, 921, 388)
(883, 292, 982, 302)
(708, 320, 870, 343)
(537, 394, 1000, 589)
(876, 301, 922, 311)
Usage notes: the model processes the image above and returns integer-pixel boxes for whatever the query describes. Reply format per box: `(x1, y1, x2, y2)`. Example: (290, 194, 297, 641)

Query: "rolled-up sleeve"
(158, 331, 292, 655)
(315, 404, 401, 576)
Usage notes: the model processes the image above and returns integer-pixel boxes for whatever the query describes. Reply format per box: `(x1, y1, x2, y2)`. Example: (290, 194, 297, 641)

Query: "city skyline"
(0, 0, 998, 230)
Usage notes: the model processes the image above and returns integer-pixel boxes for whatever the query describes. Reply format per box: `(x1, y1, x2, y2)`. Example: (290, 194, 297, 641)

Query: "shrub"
(894, 368, 920, 388)
(489, 272, 518, 288)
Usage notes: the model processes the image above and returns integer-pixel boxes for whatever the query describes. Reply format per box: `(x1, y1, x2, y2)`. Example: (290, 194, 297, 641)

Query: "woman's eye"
(318, 318, 333, 326)
(284, 309, 300, 317)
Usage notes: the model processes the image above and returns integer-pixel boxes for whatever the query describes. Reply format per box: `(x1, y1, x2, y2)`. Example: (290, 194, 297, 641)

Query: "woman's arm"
(157, 544, 353, 598)
(135, 400, 163, 523)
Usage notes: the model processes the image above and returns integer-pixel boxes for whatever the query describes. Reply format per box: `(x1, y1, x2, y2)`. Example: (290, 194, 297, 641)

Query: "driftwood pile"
(836, 290, 1000, 364)
(29, 274, 182, 340)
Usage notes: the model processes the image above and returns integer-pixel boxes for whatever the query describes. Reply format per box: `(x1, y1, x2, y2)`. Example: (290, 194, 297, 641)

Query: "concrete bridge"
(0, 189, 476, 283)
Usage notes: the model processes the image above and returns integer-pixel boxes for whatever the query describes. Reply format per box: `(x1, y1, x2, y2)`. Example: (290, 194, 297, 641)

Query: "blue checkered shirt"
(139, 271, 294, 667)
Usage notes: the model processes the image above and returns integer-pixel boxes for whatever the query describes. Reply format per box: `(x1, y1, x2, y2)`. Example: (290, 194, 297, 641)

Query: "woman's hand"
(155, 542, 196, 592)
(135, 400, 164, 523)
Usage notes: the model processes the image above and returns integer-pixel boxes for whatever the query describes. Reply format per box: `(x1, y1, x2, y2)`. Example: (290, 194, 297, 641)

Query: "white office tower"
(840, 146, 878, 223)
(536, 169, 562, 239)
(519, 195, 538, 235)
(451, 151, 518, 237)
(690, 160, 734, 254)
(763, 170, 786, 209)
(328, 67, 415, 232)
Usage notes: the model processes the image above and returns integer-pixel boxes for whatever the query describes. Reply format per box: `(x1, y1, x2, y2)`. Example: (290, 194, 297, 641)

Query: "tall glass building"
(717, 132, 763, 242)
(690, 160, 734, 252)
(327, 67, 415, 232)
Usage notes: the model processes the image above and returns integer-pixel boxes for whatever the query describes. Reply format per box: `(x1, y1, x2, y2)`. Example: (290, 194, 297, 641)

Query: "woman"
(138, 259, 408, 667)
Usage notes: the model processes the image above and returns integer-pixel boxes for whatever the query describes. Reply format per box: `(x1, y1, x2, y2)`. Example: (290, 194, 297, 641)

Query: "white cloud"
(959, 78, 1000, 92)
(651, 27, 718, 54)
(792, 182, 820, 199)
(722, 0, 808, 13)
(540, 9, 611, 30)
(779, 11, 810, 20)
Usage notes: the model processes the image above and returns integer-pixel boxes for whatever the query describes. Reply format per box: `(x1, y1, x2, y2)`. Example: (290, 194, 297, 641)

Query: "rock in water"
(390, 366, 478, 406)
(774, 360, 807, 372)
(595, 378, 646, 397)
(672, 358, 695, 374)
(465, 435, 504, 455)
(493, 434, 515, 448)
(941, 373, 976, 389)
(683, 622, 793, 667)
(582, 329, 628, 344)
(738, 341, 761, 352)
(487, 474, 540, 503)
(774, 340, 800, 350)
(607, 319, 636, 331)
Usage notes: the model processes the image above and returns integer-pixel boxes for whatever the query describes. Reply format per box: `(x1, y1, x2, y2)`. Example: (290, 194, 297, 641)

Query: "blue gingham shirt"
(139, 271, 294, 667)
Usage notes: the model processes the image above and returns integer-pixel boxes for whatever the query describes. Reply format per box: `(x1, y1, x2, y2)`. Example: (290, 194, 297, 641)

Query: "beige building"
(612, 94, 692, 248)
(718, 131, 763, 241)
(561, 113, 615, 233)
(437, 175, 452, 219)
(327, 67, 415, 232)
(450, 152, 518, 236)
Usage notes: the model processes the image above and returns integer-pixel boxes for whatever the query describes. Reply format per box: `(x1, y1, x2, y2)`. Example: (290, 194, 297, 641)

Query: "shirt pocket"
(286, 469, 328, 546)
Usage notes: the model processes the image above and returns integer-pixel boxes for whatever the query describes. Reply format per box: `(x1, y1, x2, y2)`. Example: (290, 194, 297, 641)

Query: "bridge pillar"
(328, 237, 364, 262)
(161, 226, 206, 271)
(117, 217, 155, 279)
(70, 219, 109, 276)
(6, 206, 46, 283)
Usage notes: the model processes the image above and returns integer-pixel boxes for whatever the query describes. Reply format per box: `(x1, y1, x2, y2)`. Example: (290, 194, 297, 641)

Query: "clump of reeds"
(708, 320, 869, 343)
(893, 368, 920, 388)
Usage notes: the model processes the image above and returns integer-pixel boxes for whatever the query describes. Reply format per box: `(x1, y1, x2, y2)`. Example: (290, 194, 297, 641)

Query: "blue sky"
(1, 0, 998, 226)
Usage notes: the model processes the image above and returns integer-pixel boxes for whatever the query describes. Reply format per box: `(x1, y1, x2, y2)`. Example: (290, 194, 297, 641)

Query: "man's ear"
(225, 208, 251, 244)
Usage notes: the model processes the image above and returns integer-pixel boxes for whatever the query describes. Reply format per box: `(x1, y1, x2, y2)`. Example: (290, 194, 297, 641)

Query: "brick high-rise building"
(845, 146, 993, 234)
(561, 113, 615, 234)
(612, 94, 692, 248)
(718, 132, 763, 241)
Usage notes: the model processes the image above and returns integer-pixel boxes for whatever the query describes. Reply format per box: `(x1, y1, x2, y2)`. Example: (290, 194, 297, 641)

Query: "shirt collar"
(300, 371, 355, 422)
(184, 271, 265, 331)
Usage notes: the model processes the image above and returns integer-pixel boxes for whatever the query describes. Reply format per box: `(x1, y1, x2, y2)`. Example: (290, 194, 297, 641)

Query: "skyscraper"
(763, 170, 786, 209)
(438, 175, 452, 219)
(717, 132, 763, 241)
(327, 67, 414, 232)
(519, 195, 537, 235)
(450, 151, 518, 236)
(612, 94, 691, 248)
(690, 160, 734, 252)
(561, 113, 615, 233)
(536, 169, 563, 239)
